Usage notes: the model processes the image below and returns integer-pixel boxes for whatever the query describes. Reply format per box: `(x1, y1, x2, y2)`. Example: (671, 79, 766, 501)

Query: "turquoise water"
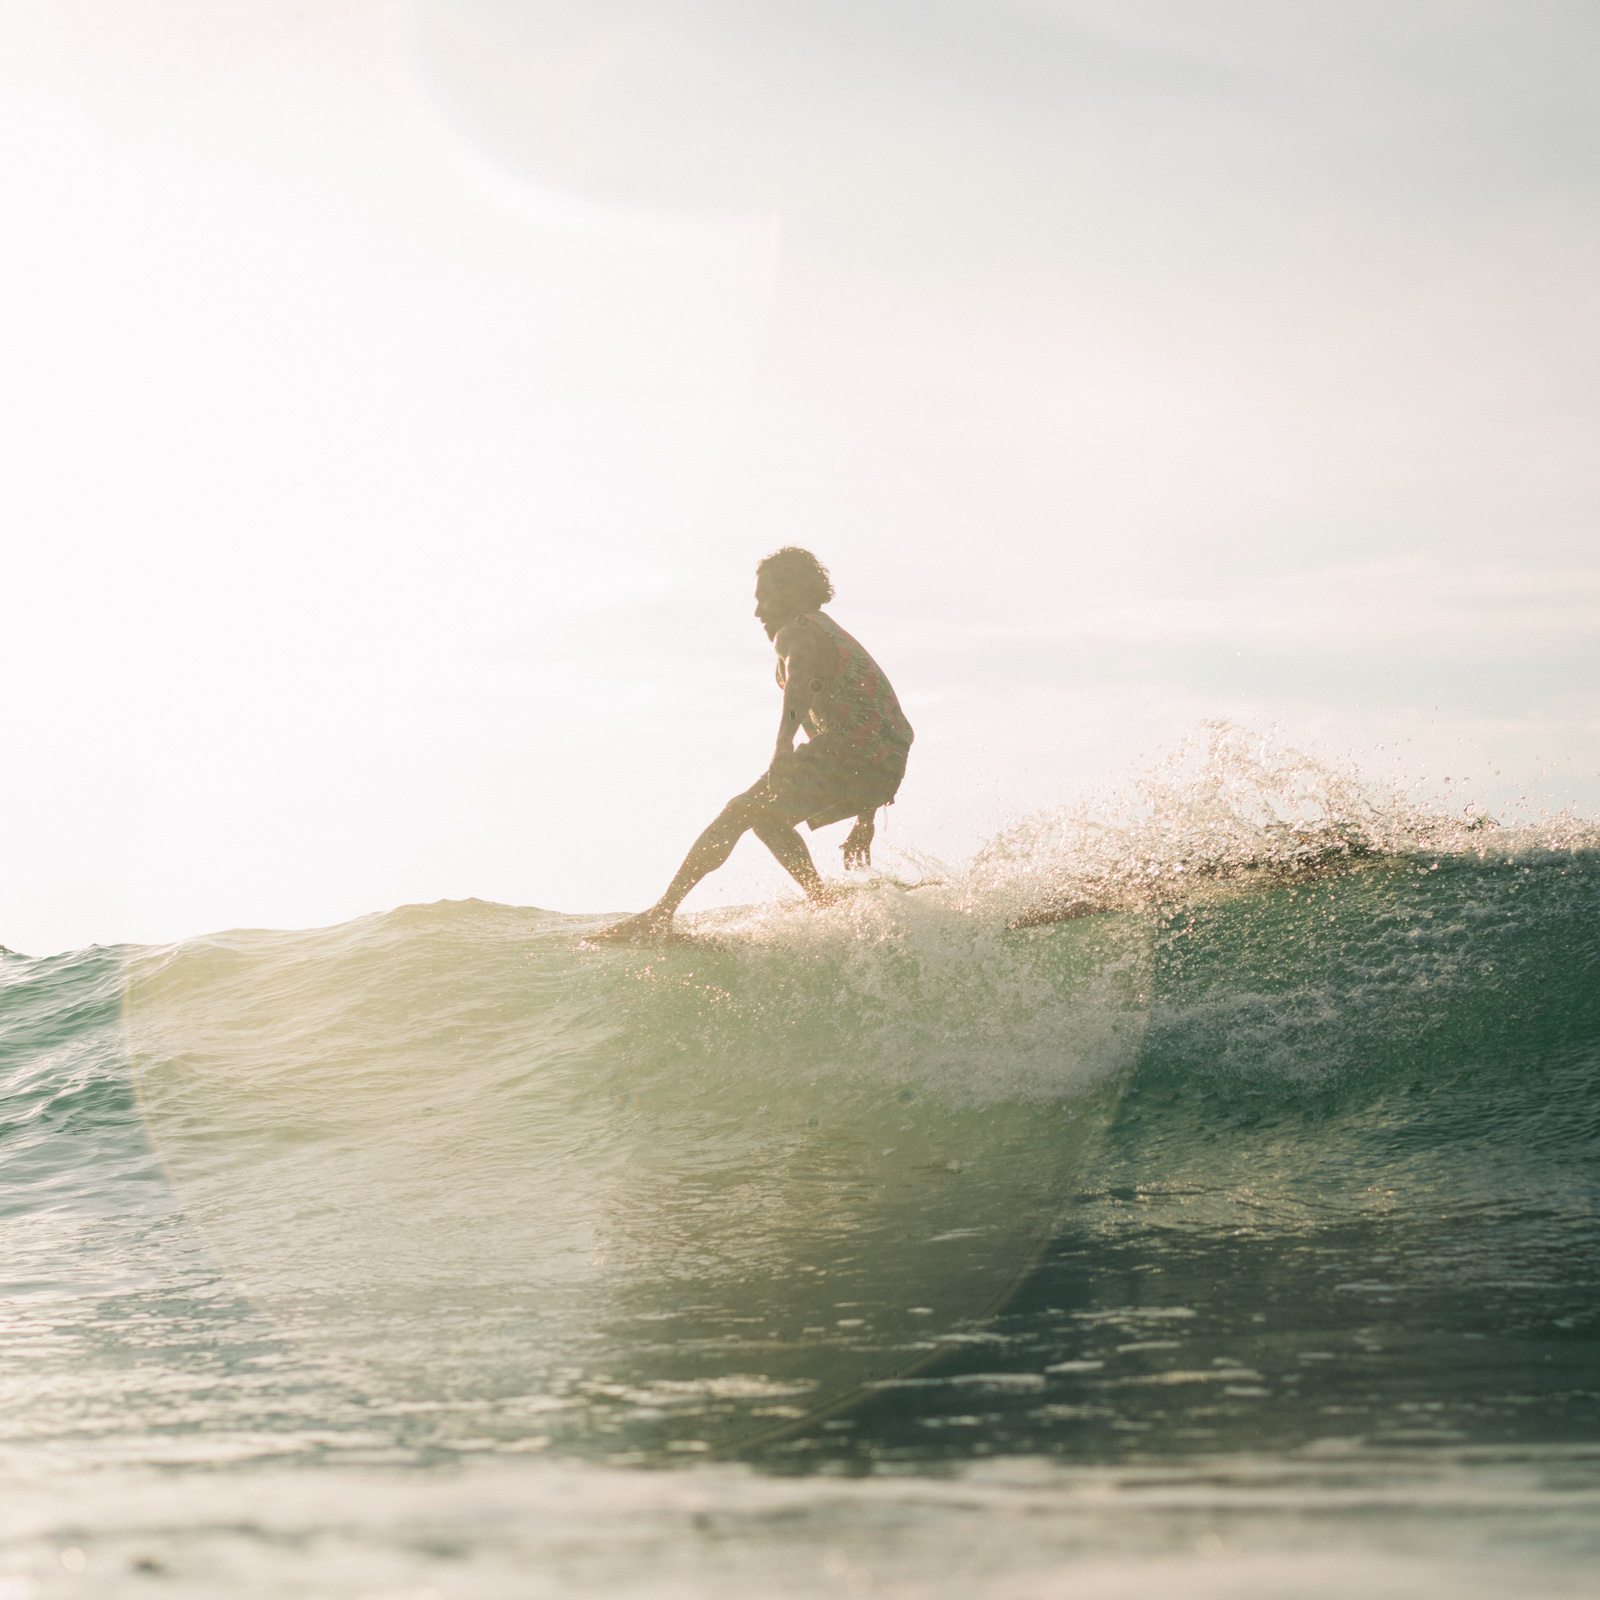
(3, 749, 1598, 1597)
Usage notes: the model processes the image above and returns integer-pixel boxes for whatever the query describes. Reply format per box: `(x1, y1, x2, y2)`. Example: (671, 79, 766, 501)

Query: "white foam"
(3, 1453, 1596, 1599)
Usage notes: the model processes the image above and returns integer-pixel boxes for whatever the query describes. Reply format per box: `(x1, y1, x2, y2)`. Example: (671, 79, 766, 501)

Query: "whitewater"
(3, 729, 1598, 1598)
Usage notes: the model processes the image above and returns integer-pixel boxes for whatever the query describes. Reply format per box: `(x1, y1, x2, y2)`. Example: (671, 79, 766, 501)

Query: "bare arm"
(771, 623, 831, 759)
(773, 664, 809, 756)
(842, 815, 875, 869)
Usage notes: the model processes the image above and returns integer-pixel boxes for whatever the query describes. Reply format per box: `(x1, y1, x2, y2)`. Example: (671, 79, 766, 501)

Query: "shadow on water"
(746, 853, 1600, 1470)
(745, 1193, 1600, 1471)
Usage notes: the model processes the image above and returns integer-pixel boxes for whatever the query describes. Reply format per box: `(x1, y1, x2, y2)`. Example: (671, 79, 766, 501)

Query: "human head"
(753, 546, 834, 638)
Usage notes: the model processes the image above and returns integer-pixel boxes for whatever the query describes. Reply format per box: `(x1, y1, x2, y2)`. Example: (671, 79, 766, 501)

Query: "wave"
(121, 891, 1143, 1453)
(4, 726, 1597, 1460)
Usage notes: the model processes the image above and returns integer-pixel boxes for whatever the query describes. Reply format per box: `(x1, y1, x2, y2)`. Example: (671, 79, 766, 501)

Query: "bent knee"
(725, 794, 795, 834)
(720, 796, 765, 827)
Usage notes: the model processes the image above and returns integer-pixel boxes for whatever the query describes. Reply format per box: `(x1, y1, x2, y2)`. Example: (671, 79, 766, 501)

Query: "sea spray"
(953, 721, 1597, 925)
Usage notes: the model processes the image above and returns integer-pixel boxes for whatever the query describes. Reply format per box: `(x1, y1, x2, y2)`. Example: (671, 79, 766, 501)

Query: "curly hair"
(755, 546, 834, 611)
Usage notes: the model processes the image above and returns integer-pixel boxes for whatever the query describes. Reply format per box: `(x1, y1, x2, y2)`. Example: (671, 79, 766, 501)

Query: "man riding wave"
(596, 548, 913, 942)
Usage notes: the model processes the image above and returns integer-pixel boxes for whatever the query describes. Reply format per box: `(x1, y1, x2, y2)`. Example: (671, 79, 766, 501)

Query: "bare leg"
(593, 797, 831, 942)
(751, 818, 832, 902)
(653, 800, 760, 917)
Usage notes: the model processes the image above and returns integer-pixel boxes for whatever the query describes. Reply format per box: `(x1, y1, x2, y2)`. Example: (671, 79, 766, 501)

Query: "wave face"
(2, 734, 1598, 1592)
(121, 890, 1144, 1455)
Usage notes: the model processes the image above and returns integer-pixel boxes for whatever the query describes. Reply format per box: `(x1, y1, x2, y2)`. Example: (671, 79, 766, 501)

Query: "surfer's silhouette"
(596, 548, 914, 943)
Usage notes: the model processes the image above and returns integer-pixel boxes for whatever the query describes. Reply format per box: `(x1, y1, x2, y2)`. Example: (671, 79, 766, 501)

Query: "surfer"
(595, 547, 914, 943)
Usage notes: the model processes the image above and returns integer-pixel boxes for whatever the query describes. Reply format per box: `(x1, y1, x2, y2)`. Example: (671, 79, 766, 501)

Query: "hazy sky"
(2, 0, 1596, 954)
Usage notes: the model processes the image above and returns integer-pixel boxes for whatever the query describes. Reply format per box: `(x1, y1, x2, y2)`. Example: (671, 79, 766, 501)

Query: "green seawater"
(1, 844, 1596, 1597)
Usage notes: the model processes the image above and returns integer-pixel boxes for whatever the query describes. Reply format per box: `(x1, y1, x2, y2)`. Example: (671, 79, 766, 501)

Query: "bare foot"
(587, 910, 674, 945)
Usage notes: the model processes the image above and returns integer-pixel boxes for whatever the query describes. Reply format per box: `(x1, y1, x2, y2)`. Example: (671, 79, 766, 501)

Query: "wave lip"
(961, 721, 1597, 931)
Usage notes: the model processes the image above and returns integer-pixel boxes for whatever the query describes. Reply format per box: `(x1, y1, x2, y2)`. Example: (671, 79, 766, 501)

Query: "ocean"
(4, 732, 1598, 1598)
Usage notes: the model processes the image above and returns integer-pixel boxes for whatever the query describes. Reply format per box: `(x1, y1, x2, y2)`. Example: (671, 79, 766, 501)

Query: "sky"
(1, 0, 1596, 955)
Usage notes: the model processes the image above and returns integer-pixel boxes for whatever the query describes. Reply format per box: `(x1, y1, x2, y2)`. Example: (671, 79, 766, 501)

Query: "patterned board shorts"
(747, 738, 906, 831)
